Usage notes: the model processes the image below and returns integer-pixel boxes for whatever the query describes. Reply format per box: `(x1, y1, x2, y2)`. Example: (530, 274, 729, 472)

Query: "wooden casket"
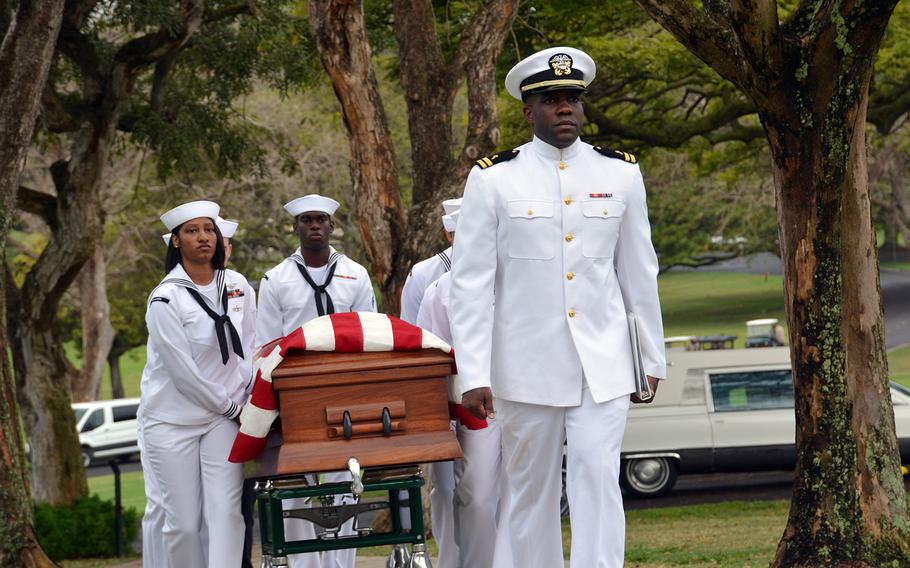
(251, 349, 463, 478)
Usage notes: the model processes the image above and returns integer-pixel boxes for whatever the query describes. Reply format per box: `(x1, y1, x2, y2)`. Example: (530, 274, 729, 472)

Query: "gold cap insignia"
(549, 53, 573, 77)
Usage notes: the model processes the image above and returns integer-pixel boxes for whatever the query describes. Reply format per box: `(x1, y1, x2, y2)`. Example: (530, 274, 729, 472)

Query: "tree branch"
(632, 1, 744, 90)
(40, 84, 78, 133)
(585, 96, 758, 147)
(868, 74, 910, 135)
(729, 0, 781, 78)
(203, 1, 255, 25)
(63, 0, 101, 31)
(56, 25, 104, 98)
(113, 0, 204, 71)
(451, 0, 518, 74)
(17, 186, 59, 230)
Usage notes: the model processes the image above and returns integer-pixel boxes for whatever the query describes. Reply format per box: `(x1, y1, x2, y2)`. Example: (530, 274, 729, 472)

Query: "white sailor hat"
(216, 216, 238, 238)
(161, 216, 237, 246)
(284, 194, 340, 217)
(442, 210, 460, 232)
(160, 200, 220, 231)
(505, 47, 596, 101)
(442, 198, 462, 216)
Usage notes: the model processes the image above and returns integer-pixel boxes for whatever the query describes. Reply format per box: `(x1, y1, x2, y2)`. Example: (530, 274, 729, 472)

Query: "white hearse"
(620, 346, 910, 497)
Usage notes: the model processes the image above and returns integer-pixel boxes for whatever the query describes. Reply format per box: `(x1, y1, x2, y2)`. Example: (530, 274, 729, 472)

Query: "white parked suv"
(619, 346, 910, 497)
(72, 398, 141, 467)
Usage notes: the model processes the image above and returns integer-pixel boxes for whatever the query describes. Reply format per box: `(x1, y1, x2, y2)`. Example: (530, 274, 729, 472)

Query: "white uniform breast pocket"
(183, 307, 219, 355)
(581, 199, 625, 258)
(507, 199, 557, 260)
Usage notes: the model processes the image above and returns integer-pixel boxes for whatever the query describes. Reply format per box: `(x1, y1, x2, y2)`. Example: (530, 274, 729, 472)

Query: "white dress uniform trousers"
(140, 266, 256, 567)
(418, 272, 508, 567)
(256, 247, 376, 568)
(138, 410, 169, 568)
(401, 248, 457, 561)
(450, 136, 666, 567)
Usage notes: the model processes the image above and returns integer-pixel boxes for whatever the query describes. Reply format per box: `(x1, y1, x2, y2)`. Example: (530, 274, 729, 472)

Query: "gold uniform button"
(568, 309, 576, 318)
(567, 272, 574, 280)
(527, 209, 534, 215)
(559, 161, 567, 170)
(565, 233, 574, 242)
(603, 208, 609, 215)
(564, 197, 573, 205)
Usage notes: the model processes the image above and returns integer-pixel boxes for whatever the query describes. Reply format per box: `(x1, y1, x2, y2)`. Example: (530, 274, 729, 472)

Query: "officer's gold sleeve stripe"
(483, 157, 494, 167)
(520, 79, 587, 92)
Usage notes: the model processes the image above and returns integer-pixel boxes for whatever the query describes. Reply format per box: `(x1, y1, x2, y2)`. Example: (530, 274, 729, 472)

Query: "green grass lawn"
(658, 271, 788, 347)
(87, 469, 146, 513)
(357, 499, 789, 564)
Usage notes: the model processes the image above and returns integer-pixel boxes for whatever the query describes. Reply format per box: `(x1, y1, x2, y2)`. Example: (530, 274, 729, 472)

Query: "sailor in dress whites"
(416, 209, 511, 568)
(399, 198, 461, 567)
(450, 47, 666, 568)
(142, 215, 243, 568)
(140, 201, 256, 567)
(256, 194, 376, 568)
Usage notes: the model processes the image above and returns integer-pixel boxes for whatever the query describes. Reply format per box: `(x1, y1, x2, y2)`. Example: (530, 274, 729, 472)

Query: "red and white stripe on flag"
(228, 312, 474, 463)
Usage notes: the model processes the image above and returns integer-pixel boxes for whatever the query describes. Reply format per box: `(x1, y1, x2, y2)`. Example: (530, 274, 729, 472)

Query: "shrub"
(34, 494, 140, 560)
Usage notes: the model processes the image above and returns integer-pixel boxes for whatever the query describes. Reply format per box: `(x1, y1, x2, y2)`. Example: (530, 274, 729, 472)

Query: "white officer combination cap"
(442, 210, 460, 233)
(504, 46, 596, 101)
(284, 194, 340, 217)
(442, 198, 462, 216)
(161, 215, 237, 246)
(160, 200, 220, 231)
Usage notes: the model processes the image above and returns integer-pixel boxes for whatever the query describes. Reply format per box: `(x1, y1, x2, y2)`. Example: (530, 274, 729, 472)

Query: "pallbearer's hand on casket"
(462, 387, 495, 420)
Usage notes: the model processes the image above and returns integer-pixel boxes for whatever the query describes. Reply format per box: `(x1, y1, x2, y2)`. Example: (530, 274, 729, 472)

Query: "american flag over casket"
(228, 312, 485, 465)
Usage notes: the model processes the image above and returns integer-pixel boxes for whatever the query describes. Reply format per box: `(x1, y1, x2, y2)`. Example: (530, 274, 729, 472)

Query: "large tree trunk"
(307, 0, 406, 313)
(72, 244, 114, 402)
(765, 88, 910, 568)
(108, 346, 126, 400)
(12, 128, 115, 504)
(309, 0, 517, 313)
(630, 1, 908, 564)
(0, 0, 66, 564)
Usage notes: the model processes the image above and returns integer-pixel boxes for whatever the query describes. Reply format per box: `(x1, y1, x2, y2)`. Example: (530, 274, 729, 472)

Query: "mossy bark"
(0, 0, 66, 564)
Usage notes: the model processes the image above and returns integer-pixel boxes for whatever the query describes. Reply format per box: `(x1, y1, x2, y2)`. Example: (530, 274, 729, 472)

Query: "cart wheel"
(343, 411, 353, 440)
(260, 555, 271, 568)
(270, 556, 289, 567)
(382, 407, 393, 436)
(408, 543, 433, 568)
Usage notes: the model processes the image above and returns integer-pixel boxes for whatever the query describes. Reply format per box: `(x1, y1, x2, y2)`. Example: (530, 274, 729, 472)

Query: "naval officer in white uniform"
(256, 194, 376, 568)
(450, 47, 666, 568)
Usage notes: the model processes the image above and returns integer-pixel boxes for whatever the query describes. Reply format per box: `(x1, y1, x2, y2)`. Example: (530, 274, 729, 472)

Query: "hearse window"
(112, 404, 138, 423)
(81, 409, 104, 432)
(710, 369, 793, 412)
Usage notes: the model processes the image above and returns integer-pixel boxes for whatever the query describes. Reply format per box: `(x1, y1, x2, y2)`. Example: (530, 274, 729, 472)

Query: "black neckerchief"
(295, 261, 337, 316)
(185, 285, 244, 365)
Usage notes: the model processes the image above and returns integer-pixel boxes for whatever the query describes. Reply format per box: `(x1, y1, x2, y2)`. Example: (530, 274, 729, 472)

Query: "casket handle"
(342, 411, 353, 440)
(381, 407, 392, 436)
